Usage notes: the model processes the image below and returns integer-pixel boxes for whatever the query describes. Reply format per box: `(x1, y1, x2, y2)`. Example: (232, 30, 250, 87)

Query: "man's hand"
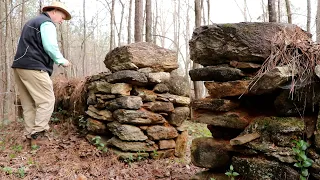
(62, 60, 72, 67)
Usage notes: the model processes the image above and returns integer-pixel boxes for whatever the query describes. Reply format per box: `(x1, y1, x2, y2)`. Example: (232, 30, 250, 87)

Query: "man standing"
(12, 2, 72, 146)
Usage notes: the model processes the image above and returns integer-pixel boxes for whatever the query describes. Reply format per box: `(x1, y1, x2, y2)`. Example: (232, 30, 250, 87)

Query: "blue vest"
(12, 13, 54, 76)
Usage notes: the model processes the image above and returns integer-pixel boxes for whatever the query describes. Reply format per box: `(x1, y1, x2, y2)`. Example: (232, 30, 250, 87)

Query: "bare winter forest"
(0, 0, 320, 179)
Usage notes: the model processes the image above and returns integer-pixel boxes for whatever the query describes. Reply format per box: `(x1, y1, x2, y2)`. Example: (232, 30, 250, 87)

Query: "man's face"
(51, 9, 66, 24)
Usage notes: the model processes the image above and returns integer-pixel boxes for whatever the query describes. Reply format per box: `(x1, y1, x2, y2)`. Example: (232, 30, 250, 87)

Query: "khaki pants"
(13, 68, 55, 136)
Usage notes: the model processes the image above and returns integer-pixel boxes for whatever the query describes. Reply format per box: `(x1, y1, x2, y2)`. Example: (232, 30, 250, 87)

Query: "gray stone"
(189, 66, 245, 82)
(189, 22, 308, 66)
(105, 96, 143, 111)
(153, 83, 169, 93)
(159, 139, 176, 149)
(165, 75, 190, 97)
(107, 121, 148, 141)
(192, 110, 250, 129)
(232, 156, 299, 180)
(104, 42, 178, 72)
(105, 70, 149, 86)
(86, 105, 113, 121)
(107, 137, 158, 152)
(142, 101, 174, 113)
(191, 137, 231, 169)
(168, 107, 190, 126)
(191, 98, 240, 112)
(113, 109, 166, 125)
(156, 93, 191, 106)
(147, 125, 179, 140)
(146, 72, 171, 84)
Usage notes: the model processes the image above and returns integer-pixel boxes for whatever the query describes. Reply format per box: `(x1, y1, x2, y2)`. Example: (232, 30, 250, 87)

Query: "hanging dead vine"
(249, 26, 320, 99)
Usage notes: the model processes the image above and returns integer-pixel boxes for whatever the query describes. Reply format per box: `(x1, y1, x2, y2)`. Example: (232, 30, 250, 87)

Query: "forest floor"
(0, 117, 210, 180)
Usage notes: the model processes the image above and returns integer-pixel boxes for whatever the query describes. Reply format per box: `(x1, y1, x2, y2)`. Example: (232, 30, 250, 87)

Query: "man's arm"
(40, 22, 70, 66)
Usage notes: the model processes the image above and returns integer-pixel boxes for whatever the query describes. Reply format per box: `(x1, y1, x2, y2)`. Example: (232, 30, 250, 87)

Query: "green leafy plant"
(91, 136, 108, 152)
(123, 154, 134, 165)
(31, 144, 39, 151)
(9, 153, 16, 159)
(12, 144, 23, 153)
(225, 165, 239, 180)
(210, 178, 216, 180)
(2, 166, 13, 175)
(16, 167, 25, 178)
(27, 157, 34, 165)
(292, 140, 314, 180)
(152, 150, 159, 157)
(58, 107, 68, 115)
(78, 115, 87, 128)
(137, 150, 146, 161)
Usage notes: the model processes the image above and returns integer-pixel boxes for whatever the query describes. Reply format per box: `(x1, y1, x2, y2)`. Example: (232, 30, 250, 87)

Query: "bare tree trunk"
(0, 2, 3, 121)
(145, 0, 152, 42)
(268, 0, 277, 22)
(261, 0, 266, 22)
(127, 0, 133, 44)
(200, 0, 205, 25)
(277, 0, 281, 22)
(244, 0, 247, 21)
(21, 0, 25, 29)
(307, 0, 311, 33)
(193, 0, 203, 99)
(285, 0, 292, 23)
(134, 0, 143, 42)
(110, 0, 115, 50)
(3, 0, 11, 123)
(317, 0, 320, 42)
(207, 0, 210, 24)
(82, 0, 86, 76)
(119, 0, 125, 46)
(153, 0, 158, 44)
(39, 0, 43, 14)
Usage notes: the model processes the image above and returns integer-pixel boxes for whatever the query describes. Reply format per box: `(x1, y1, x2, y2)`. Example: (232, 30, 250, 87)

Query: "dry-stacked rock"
(85, 42, 190, 160)
(189, 23, 320, 180)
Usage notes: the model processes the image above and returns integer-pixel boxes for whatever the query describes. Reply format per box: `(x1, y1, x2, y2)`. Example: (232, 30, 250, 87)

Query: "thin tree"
(82, 0, 86, 76)
(316, 0, 320, 42)
(145, 0, 152, 42)
(127, 0, 133, 44)
(244, 0, 247, 21)
(109, 0, 115, 50)
(307, 0, 311, 33)
(207, 0, 210, 24)
(118, 0, 125, 46)
(285, 0, 292, 23)
(193, 0, 202, 99)
(134, 0, 143, 42)
(21, 0, 25, 29)
(268, 0, 276, 22)
(153, 0, 158, 44)
(277, 0, 281, 22)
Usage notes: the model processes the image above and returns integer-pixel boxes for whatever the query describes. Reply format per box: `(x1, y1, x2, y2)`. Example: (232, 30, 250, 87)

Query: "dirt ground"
(0, 119, 207, 180)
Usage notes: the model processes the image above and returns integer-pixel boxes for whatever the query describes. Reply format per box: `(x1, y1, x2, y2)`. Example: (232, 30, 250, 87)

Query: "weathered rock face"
(189, 22, 320, 179)
(104, 42, 179, 72)
(189, 22, 302, 66)
(84, 43, 190, 160)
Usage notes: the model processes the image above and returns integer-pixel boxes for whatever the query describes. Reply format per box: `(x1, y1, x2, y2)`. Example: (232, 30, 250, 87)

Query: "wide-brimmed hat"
(42, 1, 71, 20)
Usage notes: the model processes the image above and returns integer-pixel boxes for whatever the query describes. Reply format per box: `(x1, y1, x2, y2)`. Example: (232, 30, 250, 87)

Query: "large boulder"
(104, 42, 179, 72)
(189, 22, 309, 66)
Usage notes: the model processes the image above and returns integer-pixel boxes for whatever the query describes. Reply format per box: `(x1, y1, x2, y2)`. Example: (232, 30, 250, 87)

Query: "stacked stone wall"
(84, 42, 190, 160)
(189, 23, 320, 180)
